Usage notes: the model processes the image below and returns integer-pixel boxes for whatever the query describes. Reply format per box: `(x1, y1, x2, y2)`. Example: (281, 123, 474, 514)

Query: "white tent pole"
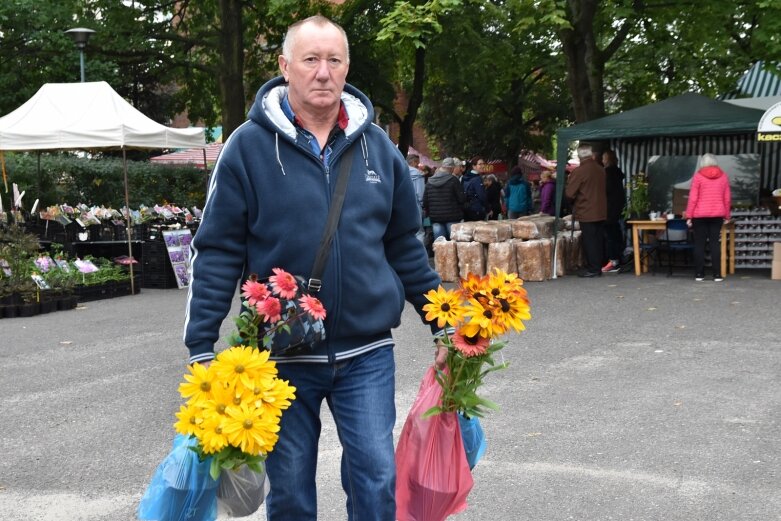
(122, 148, 135, 295)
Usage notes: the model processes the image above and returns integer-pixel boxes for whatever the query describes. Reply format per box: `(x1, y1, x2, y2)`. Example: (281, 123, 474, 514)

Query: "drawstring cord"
(275, 133, 288, 176)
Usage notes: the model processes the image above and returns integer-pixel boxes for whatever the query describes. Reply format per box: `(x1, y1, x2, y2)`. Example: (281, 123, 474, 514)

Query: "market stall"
(0, 81, 206, 296)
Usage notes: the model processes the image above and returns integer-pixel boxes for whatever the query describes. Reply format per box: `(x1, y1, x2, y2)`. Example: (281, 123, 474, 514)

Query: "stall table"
(627, 219, 735, 277)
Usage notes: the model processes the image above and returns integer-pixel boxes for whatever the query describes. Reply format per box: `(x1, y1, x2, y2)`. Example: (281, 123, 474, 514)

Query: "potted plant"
(0, 224, 42, 317)
(624, 171, 650, 219)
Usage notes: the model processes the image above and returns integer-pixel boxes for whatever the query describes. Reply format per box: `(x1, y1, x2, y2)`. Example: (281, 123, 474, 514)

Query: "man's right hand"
(434, 340, 448, 370)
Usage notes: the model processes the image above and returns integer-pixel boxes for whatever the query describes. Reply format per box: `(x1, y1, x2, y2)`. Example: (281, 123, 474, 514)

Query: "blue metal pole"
(79, 50, 85, 82)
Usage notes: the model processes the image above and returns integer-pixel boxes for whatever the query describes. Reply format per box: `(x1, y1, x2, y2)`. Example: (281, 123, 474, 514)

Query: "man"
(184, 16, 447, 521)
(407, 153, 426, 243)
(461, 157, 487, 221)
(565, 144, 607, 277)
(423, 157, 466, 240)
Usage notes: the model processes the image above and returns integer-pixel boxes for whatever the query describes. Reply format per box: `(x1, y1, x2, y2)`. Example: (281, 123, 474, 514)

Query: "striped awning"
(721, 61, 781, 99)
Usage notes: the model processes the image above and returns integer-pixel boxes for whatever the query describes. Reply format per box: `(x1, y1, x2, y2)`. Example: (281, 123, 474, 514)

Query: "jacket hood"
(508, 174, 525, 185)
(409, 167, 424, 181)
(248, 76, 373, 143)
(428, 170, 454, 187)
(697, 165, 726, 179)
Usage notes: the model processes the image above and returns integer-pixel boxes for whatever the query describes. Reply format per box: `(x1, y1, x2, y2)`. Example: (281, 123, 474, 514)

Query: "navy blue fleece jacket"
(184, 77, 442, 364)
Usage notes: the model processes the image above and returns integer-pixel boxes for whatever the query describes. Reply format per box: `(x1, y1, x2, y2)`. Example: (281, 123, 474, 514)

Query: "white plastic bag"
(216, 463, 269, 517)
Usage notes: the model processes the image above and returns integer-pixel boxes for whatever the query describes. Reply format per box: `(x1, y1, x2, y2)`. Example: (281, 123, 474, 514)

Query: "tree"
(418, 1, 570, 162)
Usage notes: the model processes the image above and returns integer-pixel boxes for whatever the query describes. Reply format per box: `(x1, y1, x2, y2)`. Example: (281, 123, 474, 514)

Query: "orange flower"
(269, 267, 299, 299)
(299, 294, 326, 321)
(452, 330, 489, 357)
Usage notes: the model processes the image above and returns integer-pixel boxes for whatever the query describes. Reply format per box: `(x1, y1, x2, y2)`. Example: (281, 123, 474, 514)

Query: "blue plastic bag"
(457, 413, 487, 470)
(137, 435, 219, 521)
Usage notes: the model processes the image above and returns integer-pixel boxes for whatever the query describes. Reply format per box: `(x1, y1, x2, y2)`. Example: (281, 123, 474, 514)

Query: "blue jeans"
(432, 221, 457, 241)
(265, 346, 397, 521)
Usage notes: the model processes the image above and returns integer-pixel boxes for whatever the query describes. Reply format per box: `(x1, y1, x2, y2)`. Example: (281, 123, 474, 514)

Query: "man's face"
(278, 22, 349, 116)
(475, 159, 486, 173)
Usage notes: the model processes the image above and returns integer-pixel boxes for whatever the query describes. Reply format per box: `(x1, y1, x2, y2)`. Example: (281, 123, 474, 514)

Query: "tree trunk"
(560, 0, 605, 123)
(218, 0, 245, 141)
(396, 46, 427, 157)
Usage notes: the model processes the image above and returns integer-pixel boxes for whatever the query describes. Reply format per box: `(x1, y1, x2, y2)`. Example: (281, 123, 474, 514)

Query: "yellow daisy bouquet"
(173, 345, 297, 480)
(422, 268, 531, 419)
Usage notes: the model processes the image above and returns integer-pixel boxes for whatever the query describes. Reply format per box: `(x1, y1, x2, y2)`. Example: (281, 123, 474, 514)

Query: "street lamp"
(64, 28, 95, 82)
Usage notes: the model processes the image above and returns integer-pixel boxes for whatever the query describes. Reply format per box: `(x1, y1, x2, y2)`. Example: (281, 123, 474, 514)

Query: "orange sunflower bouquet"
(422, 268, 531, 419)
(395, 268, 530, 521)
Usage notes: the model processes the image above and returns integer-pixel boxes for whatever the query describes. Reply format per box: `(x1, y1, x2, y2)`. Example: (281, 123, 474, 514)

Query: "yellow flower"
(200, 414, 229, 455)
(203, 381, 242, 417)
(223, 403, 281, 455)
(423, 286, 467, 328)
(460, 298, 506, 338)
(212, 345, 278, 391)
(249, 378, 297, 418)
(173, 403, 204, 437)
(492, 292, 532, 333)
(178, 362, 215, 405)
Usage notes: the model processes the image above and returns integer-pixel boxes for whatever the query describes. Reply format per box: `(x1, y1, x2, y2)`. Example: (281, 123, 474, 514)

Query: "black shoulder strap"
(307, 145, 355, 293)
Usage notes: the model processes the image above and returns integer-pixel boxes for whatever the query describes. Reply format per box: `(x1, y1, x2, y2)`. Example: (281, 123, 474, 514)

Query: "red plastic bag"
(396, 367, 474, 521)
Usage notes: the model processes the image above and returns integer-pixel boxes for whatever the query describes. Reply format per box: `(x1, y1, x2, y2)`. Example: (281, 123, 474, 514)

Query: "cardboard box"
(772, 260, 781, 281)
(773, 241, 781, 261)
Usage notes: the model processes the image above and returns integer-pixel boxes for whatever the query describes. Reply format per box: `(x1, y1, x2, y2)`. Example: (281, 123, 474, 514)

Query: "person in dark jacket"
(461, 158, 487, 221)
(601, 149, 626, 272)
(183, 16, 448, 521)
(505, 166, 533, 218)
(565, 144, 607, 277)
(423, 157, 465, 240)
(483, 174, 503, 220)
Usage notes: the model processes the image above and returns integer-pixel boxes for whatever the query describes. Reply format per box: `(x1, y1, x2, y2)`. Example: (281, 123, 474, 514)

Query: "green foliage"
(2, 153, 207, 210)
(0, 224, 40, 298)
(424, 339, 509, 419)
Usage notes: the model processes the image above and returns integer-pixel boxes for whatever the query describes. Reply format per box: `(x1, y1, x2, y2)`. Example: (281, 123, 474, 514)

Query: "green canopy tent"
(556, 93, 778, 220)
(552, 92, 780, 277)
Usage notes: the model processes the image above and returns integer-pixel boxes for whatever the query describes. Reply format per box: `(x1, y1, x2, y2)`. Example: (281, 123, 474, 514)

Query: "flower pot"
(39, 299, 58, 314)
(17, 302, 40, 317)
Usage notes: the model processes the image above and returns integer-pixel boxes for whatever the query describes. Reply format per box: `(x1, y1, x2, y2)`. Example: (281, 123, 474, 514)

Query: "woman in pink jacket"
(685, 153, 731, 282)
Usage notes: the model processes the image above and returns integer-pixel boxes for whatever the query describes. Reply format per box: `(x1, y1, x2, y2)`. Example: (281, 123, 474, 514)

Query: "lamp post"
(64, 28, 95, 82)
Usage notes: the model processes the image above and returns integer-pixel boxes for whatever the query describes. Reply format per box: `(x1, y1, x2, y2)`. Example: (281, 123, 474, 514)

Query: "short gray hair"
(698, 153, 719, 168)
(282, 15, 350, 64)
(576, 144, 593, 160)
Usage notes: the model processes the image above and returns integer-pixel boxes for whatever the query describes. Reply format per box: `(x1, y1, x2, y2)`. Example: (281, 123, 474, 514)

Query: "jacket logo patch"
(365, 169, 381, 184)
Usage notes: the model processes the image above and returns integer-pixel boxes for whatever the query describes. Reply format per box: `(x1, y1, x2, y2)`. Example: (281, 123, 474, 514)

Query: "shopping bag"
(216, 463, 270, 517)
(395, 367, 474, 521)
(458, 413, 487, 470)
(137, 435, 219, 521)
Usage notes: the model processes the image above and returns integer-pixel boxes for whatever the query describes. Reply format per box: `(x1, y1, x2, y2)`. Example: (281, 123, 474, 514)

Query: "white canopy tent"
(0, 81, 206, 293)
(0, 81, 204, 149)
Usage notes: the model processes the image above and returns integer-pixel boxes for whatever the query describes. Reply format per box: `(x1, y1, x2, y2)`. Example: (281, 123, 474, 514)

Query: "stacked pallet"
(432, 215, 583, 282)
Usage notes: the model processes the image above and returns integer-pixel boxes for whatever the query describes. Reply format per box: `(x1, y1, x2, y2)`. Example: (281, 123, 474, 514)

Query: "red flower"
(256, 296, 282, 323)
(269, 268, 299, 299)
(299, 295, 326, 321)
(241, 278, 270, 306)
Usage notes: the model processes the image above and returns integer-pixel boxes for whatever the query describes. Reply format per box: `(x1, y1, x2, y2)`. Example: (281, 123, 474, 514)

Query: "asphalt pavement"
(1, 270, 779, 521)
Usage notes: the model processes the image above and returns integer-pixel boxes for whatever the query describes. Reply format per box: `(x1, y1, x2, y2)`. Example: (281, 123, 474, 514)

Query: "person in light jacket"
(685, 153, 731, 282)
